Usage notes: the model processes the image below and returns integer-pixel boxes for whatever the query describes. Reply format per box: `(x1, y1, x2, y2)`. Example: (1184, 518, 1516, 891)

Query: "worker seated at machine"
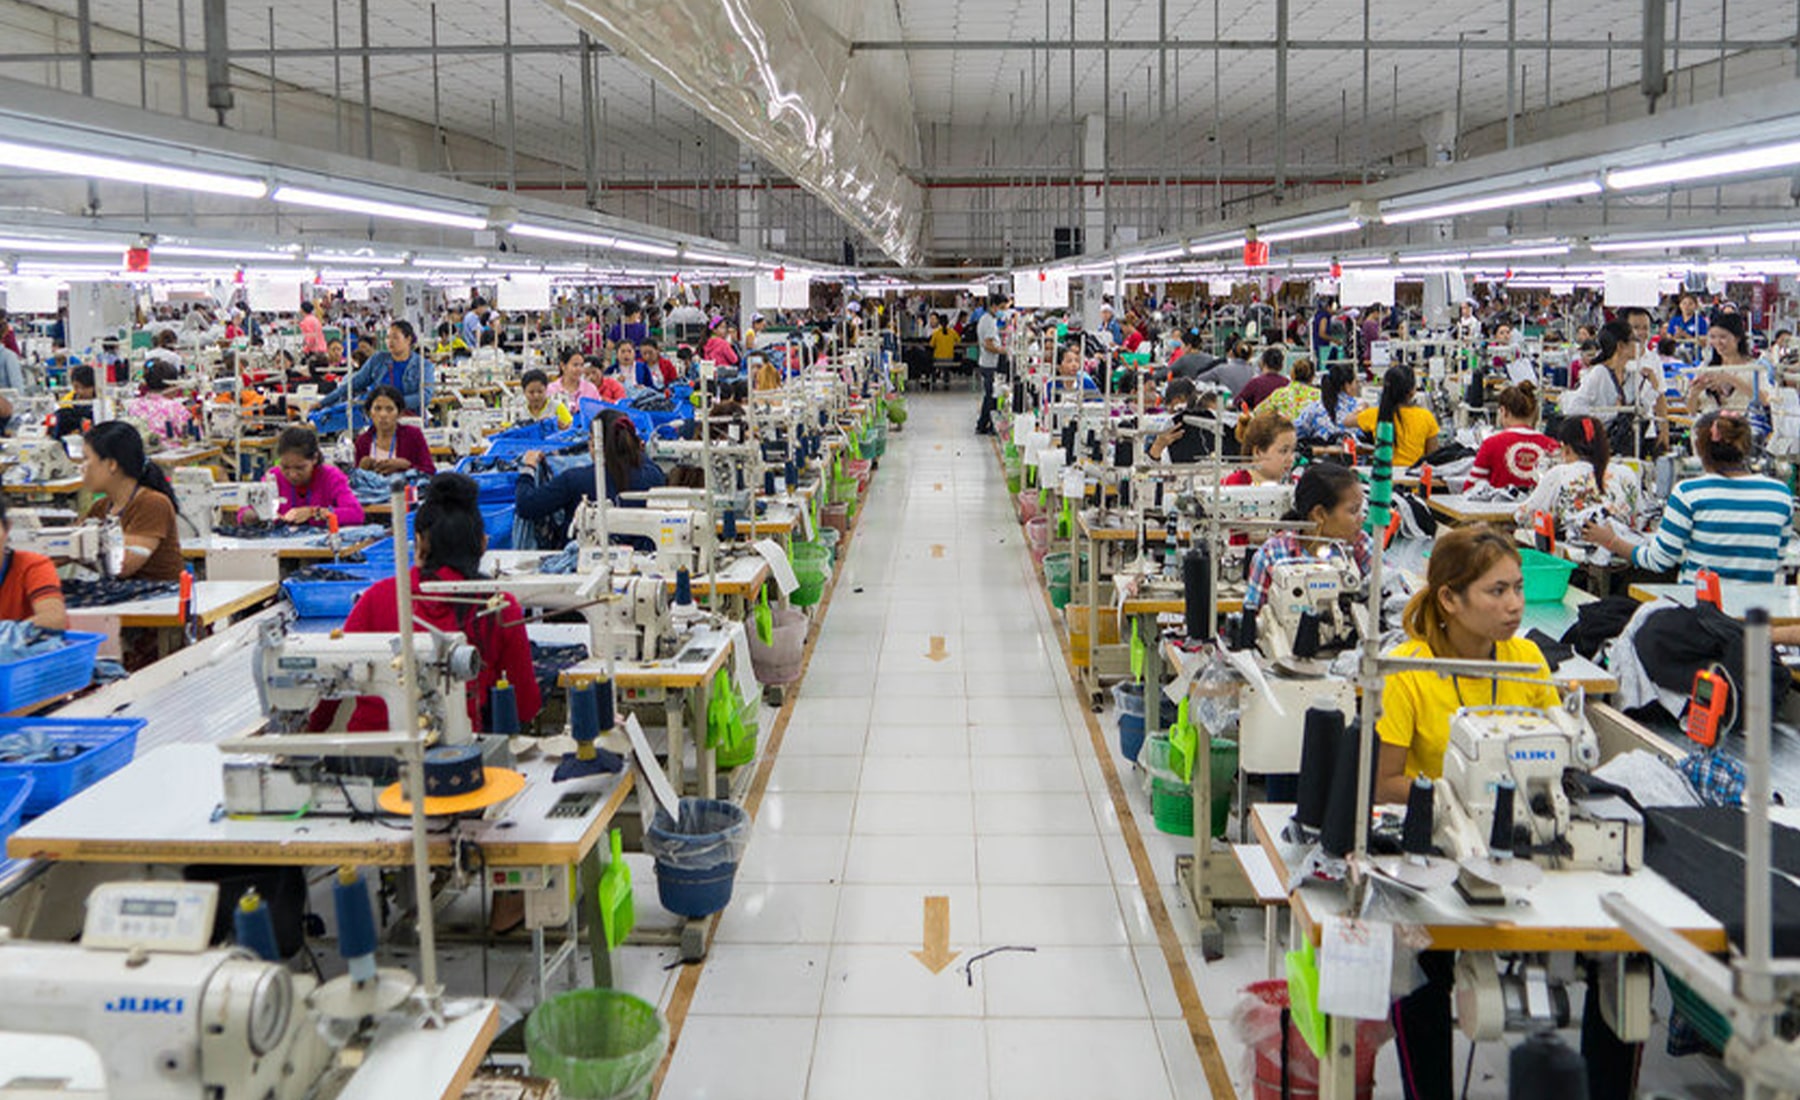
(515, 410, 666, 551)
(319, 472, 541, 736)
(0, 495, 67, 629)
(1375, 526, 1642, 1100)
(1352, 364, 1440, 469)
(1512, 415, 1642, 542)
(80, 421, 183, 582)
(1046, 343, 1099, 400)
(519, 368, 573, 428)
(354, 384, 436, 476)
(1242, 463, 1369, 616)
(265, 425, 364, 528)
(1222, 409, 1296, 486)
(1146, 379, 1218, 463)
(52, 363, 95, 439)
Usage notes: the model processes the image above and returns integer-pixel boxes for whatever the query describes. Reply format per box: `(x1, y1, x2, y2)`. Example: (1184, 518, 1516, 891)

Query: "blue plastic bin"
(0, 631, 104, 713)
(283, 578, 373, 620)
(0, 716, 145, 816)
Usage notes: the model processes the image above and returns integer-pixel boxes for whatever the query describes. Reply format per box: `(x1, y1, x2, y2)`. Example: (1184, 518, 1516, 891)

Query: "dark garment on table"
(53, 403, 93, 439)
(1524, 629, 1574, 668)
(1164, 415, 1219, 463)
(1645, 807, 1800, 957)
(1634, 604, 1789, 736)
(1559, 596, 1642, 660)
(1168, 351, 1215, 379)
(514, 456, 666, 551)
(60, 578, 179, 609)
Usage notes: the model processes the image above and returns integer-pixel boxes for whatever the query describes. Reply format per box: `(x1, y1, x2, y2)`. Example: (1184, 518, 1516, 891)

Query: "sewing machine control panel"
(82, 882, 219, 953)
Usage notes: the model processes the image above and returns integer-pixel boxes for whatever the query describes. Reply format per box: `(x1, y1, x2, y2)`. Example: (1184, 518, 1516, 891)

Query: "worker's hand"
(520, 450, 543, 470)
(358, 455, 378, 471)
(1581, 521, 1620, 553)
(282, 506, 318, 525)
(371, 458, 410, 475)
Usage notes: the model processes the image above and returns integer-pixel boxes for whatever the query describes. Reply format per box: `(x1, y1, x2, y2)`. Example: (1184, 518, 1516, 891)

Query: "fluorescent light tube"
(1258, 219, 1361, 244)
(1381, 180, 1601, 225)
(0, 237, 127, 254)
(1607, 140, 1800, 190)
(411, 256, 486, 269)
(1590, 233, 1746, 252)
(0, 139, 267, 199)
(272, 186, 487, 229)
(611, 237, 679, 258)
(1467, 244, 1572, 259)
(158, 245, 295, 261)
(685, 250, 759, 268)
(1188, 237, 1247, 255)
(511, 222, 614, 248)
(1405, 251, 1471, 264)
(1120, 246, 1187, 264)
(1748, 229, 1800, 243)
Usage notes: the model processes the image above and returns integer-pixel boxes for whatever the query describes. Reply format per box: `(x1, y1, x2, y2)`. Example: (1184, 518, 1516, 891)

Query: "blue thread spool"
(784, 459, 798, 489)
(595, 677, 616, 731)
(569, 682, 600, 742)
(722, 509, 738, 540)
(234, 888, 281, 962)
(674, 567, 693, 605)
(488, 678, 519, 735)
(332, 867, 379, 984)
(763, 469, 777, 495)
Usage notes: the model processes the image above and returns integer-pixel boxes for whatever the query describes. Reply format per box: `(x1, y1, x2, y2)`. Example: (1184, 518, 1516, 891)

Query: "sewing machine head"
(7, 512, 121, 575)
(0, 881, 332, 1100)
(174, 468, 278, 539)
(0, 437, 78, 486)
(1257, 555, 1364, 670)
(608, 493, 715, 576)
(253, 619, 481, 746)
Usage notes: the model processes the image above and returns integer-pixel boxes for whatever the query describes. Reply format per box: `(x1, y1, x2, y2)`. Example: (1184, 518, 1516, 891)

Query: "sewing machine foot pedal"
(679, 916, 715, 963)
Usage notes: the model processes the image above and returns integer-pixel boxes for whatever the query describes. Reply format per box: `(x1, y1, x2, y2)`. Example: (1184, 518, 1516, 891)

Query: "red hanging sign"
(125, 247, 151, 272)
(1243, 241, 1270, 268)
(773, 266, 786, 282)
(1330, 262, 1343, 278)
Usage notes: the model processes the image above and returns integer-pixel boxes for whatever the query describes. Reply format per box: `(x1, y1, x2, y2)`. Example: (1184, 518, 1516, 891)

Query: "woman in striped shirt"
(1583, 411, 1791, 583)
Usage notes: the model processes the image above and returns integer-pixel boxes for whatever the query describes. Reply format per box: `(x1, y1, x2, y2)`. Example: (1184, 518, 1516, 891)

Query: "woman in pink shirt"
(702, 321, 740, 367)
(299, 300, 327, 355)
(266, 426, 364, 527)
(546, 348, 601, 405)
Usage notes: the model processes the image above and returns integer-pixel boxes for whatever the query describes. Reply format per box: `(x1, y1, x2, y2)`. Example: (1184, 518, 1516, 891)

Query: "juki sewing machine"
(606, 488, 718, 576)
(423, 567, 679, 665)
(221, 618, 484, 816)
(172, 467, 280, 540)
(1435, 700, 1644, 900)
(0, 436, 78, 485)
(0, 880, 333, 1100)
(1233, 556, 1364, 775)
(8, 512, 121, 575)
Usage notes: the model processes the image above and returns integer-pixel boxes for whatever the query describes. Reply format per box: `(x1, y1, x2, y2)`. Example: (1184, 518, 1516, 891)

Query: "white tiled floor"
(658, 392, 1216, 1099)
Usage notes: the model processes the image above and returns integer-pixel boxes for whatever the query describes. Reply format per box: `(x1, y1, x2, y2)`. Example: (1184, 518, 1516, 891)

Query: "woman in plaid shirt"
(1243, 462, 1371, 614)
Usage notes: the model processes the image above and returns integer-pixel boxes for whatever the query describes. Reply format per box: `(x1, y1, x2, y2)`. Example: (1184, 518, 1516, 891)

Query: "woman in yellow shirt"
(1352, 364, 1440, 469)
(1376, 527, 1641, 1100)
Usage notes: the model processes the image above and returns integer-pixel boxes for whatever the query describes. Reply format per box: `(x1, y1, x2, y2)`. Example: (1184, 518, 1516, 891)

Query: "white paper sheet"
(753, 537, 799, 596)
(1318, 917, 1395, 1021)
(624, 714, 681, 822)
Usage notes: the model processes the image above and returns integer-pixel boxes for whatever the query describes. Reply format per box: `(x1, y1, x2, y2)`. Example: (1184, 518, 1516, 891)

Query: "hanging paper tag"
(1061, 466, 1085, 502)
(1317, 917, 1395, 1021)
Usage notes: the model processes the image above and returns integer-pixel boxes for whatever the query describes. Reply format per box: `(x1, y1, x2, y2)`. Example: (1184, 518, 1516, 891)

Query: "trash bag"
(642, 798, 750, 871)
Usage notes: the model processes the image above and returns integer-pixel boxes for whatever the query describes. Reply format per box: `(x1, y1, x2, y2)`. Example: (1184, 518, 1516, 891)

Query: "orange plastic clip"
(178, 569, 193, 617)
(328, 513, 340, 536)
(1382, 507, 1402, 549)
(1532, 510, 1556, 554)
(1695, 569, 1723, 610)
(1421, 464, 1434, 500)
(1343, 437, 1356, 461)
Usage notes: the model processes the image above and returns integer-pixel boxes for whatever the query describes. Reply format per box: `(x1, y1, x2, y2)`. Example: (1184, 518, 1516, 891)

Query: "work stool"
(1232, 843, 1289, 979)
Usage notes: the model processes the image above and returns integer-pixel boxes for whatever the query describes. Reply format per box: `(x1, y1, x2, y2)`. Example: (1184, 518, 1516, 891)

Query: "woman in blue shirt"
(313, 320, 434, 416)
(516, 410, 666, 549)
(1293, 361, 1361, 445)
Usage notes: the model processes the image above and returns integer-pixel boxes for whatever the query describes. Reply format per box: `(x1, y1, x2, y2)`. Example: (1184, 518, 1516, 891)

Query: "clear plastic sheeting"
(643, 797, 751, 871)
(546, 0, 924, 264)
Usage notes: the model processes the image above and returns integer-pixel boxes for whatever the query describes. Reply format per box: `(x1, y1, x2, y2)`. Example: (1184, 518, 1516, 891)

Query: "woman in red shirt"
(1465, 382, 1556, 491)
(0, 496, 66, 629)
(328, 473, 541, 734)
(1222, 409, 1298, 486)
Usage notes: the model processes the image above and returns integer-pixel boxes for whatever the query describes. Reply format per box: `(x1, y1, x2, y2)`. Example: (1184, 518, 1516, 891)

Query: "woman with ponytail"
(1223, 408, 1296, 486)
(80, 421, 184, 580)
(1466, 382, 1556, 490)
(1585, 410, 1792, 583)
(1513, 415, 1642, 535)
(1352, 364, 1440, 467)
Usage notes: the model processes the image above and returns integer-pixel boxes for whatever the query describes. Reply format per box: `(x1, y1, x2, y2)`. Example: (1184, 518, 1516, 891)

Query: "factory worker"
(547, 348, 602, 406)
(126, 360, 192, 443)
(515, 410, 666, 550)
(1048, 344, 1098, 398)
(1223, 409, 1296, 486)
(1351, 365, 1439, 469)
(267, 426, 364, 528)
(1513, 415, 1641, 536)
(0, 496, 66, 629)
(1147, 379, 1217, 463)
(520, 369, 572, 429)
(328, 473, 540, 734)
(80, 421, 184, 582)
(312, 320, 434, 417)
(354, 385, 436, 476)
(1465, 382, 1555, 491)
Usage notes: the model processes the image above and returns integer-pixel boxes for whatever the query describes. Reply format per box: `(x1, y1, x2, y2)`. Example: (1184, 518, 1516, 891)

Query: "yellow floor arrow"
(925, 636, 949, 662)
(911, 895, 958, 974)
(933, 483, 945, 492)
(930, 545, 946, 559)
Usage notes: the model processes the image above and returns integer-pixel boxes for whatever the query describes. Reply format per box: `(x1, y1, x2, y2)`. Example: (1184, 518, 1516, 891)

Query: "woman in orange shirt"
(0, 496, 66, 629)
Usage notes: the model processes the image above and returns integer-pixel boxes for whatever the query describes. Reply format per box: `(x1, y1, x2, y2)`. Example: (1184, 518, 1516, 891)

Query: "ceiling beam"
(0, 42, 602, 64)
(849, 37, 1793, 53)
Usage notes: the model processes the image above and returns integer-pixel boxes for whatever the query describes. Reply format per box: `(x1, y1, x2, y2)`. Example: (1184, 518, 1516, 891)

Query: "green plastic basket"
(717, 693, 761, 769)
(1152, 777, 1194, 836)
(1667, 971, 1732, 1051)
(526, 989, 668, 1100)
(790, 542, 833, 608)
(1519, 547, 1577, 604)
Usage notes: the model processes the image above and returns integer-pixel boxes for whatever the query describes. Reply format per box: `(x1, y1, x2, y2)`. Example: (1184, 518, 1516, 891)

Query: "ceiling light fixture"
(1188, 237, 1248, 255)
(1258, 219, 1362, 244)
(1381, 180, 1601, 225)
(1590, 233, 1747, 252)
(684, 249, 759, 268)
(157, 244, 295, 262)
(0, 237, 128, 254)
(1119, 246, 1187, 265)
(1748, 229, 1800, 243)
(272, 186, 487, 229)
(1467, 243, 1572, 259)
(510, 222, 615, 249)
(611, 237, 680, 258)
(0, 139, 268, 199)
(1607, 139, 1800, 190)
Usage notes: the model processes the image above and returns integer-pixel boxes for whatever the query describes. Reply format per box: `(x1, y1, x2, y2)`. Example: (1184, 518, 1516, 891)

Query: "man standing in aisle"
(975, 292, 1009, 436)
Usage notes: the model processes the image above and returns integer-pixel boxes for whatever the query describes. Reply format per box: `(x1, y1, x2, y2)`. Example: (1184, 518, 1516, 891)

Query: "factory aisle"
(658, 390, 1219, 1100)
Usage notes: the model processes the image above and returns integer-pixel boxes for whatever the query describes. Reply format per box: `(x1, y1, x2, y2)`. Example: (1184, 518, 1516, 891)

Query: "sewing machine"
(0, 437, 78, 485)
(0, 880, 333, 1100)
(607, 489, 717, 576)
(423, 568, 677, 665)
(1256, 557, 1364, 669)
(172, 468, 279, 540)
(1435, 701, 1644, 896)
(8, 513, 120, 574)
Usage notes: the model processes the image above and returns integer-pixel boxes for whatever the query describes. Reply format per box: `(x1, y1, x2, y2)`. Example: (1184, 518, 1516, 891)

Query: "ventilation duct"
(548, 0, 924, 265)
